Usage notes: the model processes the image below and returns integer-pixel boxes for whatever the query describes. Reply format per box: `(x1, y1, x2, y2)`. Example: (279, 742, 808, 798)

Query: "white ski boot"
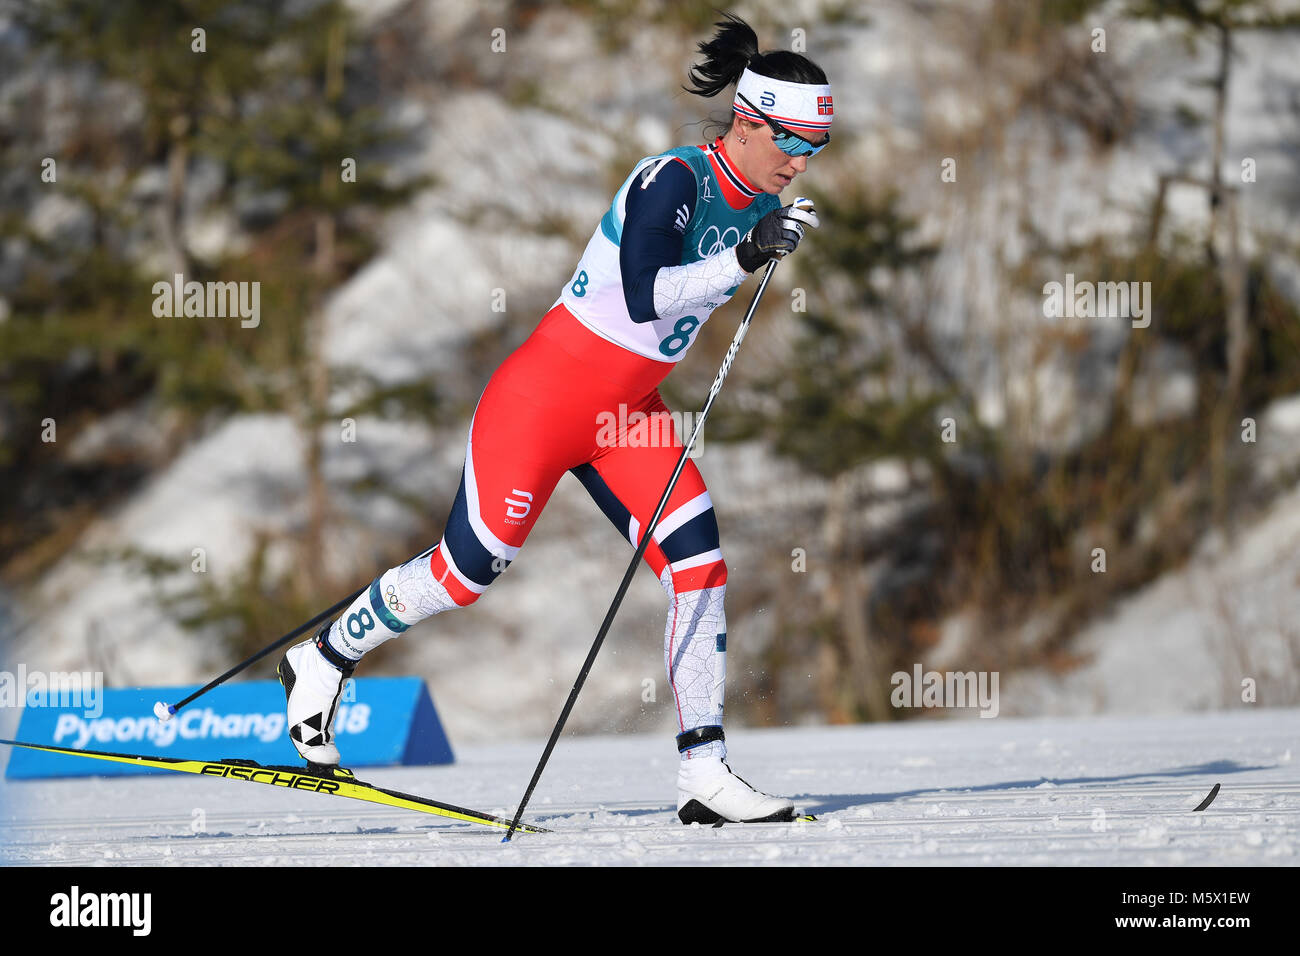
(278, 622, 354, 768)
(675, 729, 796, 824)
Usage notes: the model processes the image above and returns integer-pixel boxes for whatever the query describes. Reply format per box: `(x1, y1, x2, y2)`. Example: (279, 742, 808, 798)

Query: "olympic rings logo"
(385, 584, 406, 614)
(697, 225, 741, 258)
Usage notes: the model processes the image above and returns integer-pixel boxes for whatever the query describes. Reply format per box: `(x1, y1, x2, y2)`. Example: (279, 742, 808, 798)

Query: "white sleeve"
(651, 247, 751, 322)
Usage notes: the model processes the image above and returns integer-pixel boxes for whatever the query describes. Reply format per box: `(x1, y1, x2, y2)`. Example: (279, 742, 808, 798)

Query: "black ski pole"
(153, 547, 434, 722)
(503, 259, 780, 841)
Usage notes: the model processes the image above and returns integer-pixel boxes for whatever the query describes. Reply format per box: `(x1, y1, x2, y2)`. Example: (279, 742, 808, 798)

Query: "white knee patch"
(382, 553, 460, 624)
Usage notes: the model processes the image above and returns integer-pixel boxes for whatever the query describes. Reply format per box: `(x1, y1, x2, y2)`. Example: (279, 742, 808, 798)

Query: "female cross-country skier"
(279, 14, 832, 824)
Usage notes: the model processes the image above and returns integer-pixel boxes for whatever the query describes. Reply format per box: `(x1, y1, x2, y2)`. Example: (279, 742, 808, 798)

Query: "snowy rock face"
(27, 193, 93, 247)
(1003, 480, 1300, 717)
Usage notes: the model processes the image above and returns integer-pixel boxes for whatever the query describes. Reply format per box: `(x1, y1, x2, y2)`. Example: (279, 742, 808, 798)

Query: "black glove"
(735, 197, 820, 273)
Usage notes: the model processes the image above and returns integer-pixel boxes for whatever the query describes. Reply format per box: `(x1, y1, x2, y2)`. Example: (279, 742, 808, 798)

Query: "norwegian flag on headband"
(817, 95, 834, 116)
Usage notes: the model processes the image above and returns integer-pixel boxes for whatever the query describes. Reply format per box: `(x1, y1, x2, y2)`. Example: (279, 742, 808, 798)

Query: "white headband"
(732, 67, 833, 134)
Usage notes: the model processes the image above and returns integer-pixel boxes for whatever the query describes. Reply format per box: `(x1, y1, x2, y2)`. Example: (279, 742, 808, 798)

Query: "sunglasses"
(736, 93, 830, 158)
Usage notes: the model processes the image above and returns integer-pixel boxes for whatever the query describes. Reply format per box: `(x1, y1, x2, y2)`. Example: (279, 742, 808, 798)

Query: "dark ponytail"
(683, 13, 828, 98)
(683, 12, 759, 97)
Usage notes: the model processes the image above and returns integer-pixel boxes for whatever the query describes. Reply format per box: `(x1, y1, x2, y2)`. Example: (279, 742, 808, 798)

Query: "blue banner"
(5, 677, 454, 778)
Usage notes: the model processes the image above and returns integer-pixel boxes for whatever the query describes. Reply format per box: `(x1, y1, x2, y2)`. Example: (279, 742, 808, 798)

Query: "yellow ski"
(0, 738, 549, 834)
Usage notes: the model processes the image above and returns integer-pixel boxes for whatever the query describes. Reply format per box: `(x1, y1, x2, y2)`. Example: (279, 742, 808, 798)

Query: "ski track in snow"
(0, 711, 1295, 866)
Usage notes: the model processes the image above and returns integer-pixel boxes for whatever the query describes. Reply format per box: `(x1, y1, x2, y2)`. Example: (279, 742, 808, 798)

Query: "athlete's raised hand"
(734, 197, 820, 273)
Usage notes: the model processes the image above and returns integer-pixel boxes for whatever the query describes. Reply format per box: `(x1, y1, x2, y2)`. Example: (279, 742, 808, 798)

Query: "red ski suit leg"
(429, 304, 728, 736)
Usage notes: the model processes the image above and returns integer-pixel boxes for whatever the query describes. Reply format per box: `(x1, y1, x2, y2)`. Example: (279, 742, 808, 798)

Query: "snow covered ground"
(1, 709, 1294, 866)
